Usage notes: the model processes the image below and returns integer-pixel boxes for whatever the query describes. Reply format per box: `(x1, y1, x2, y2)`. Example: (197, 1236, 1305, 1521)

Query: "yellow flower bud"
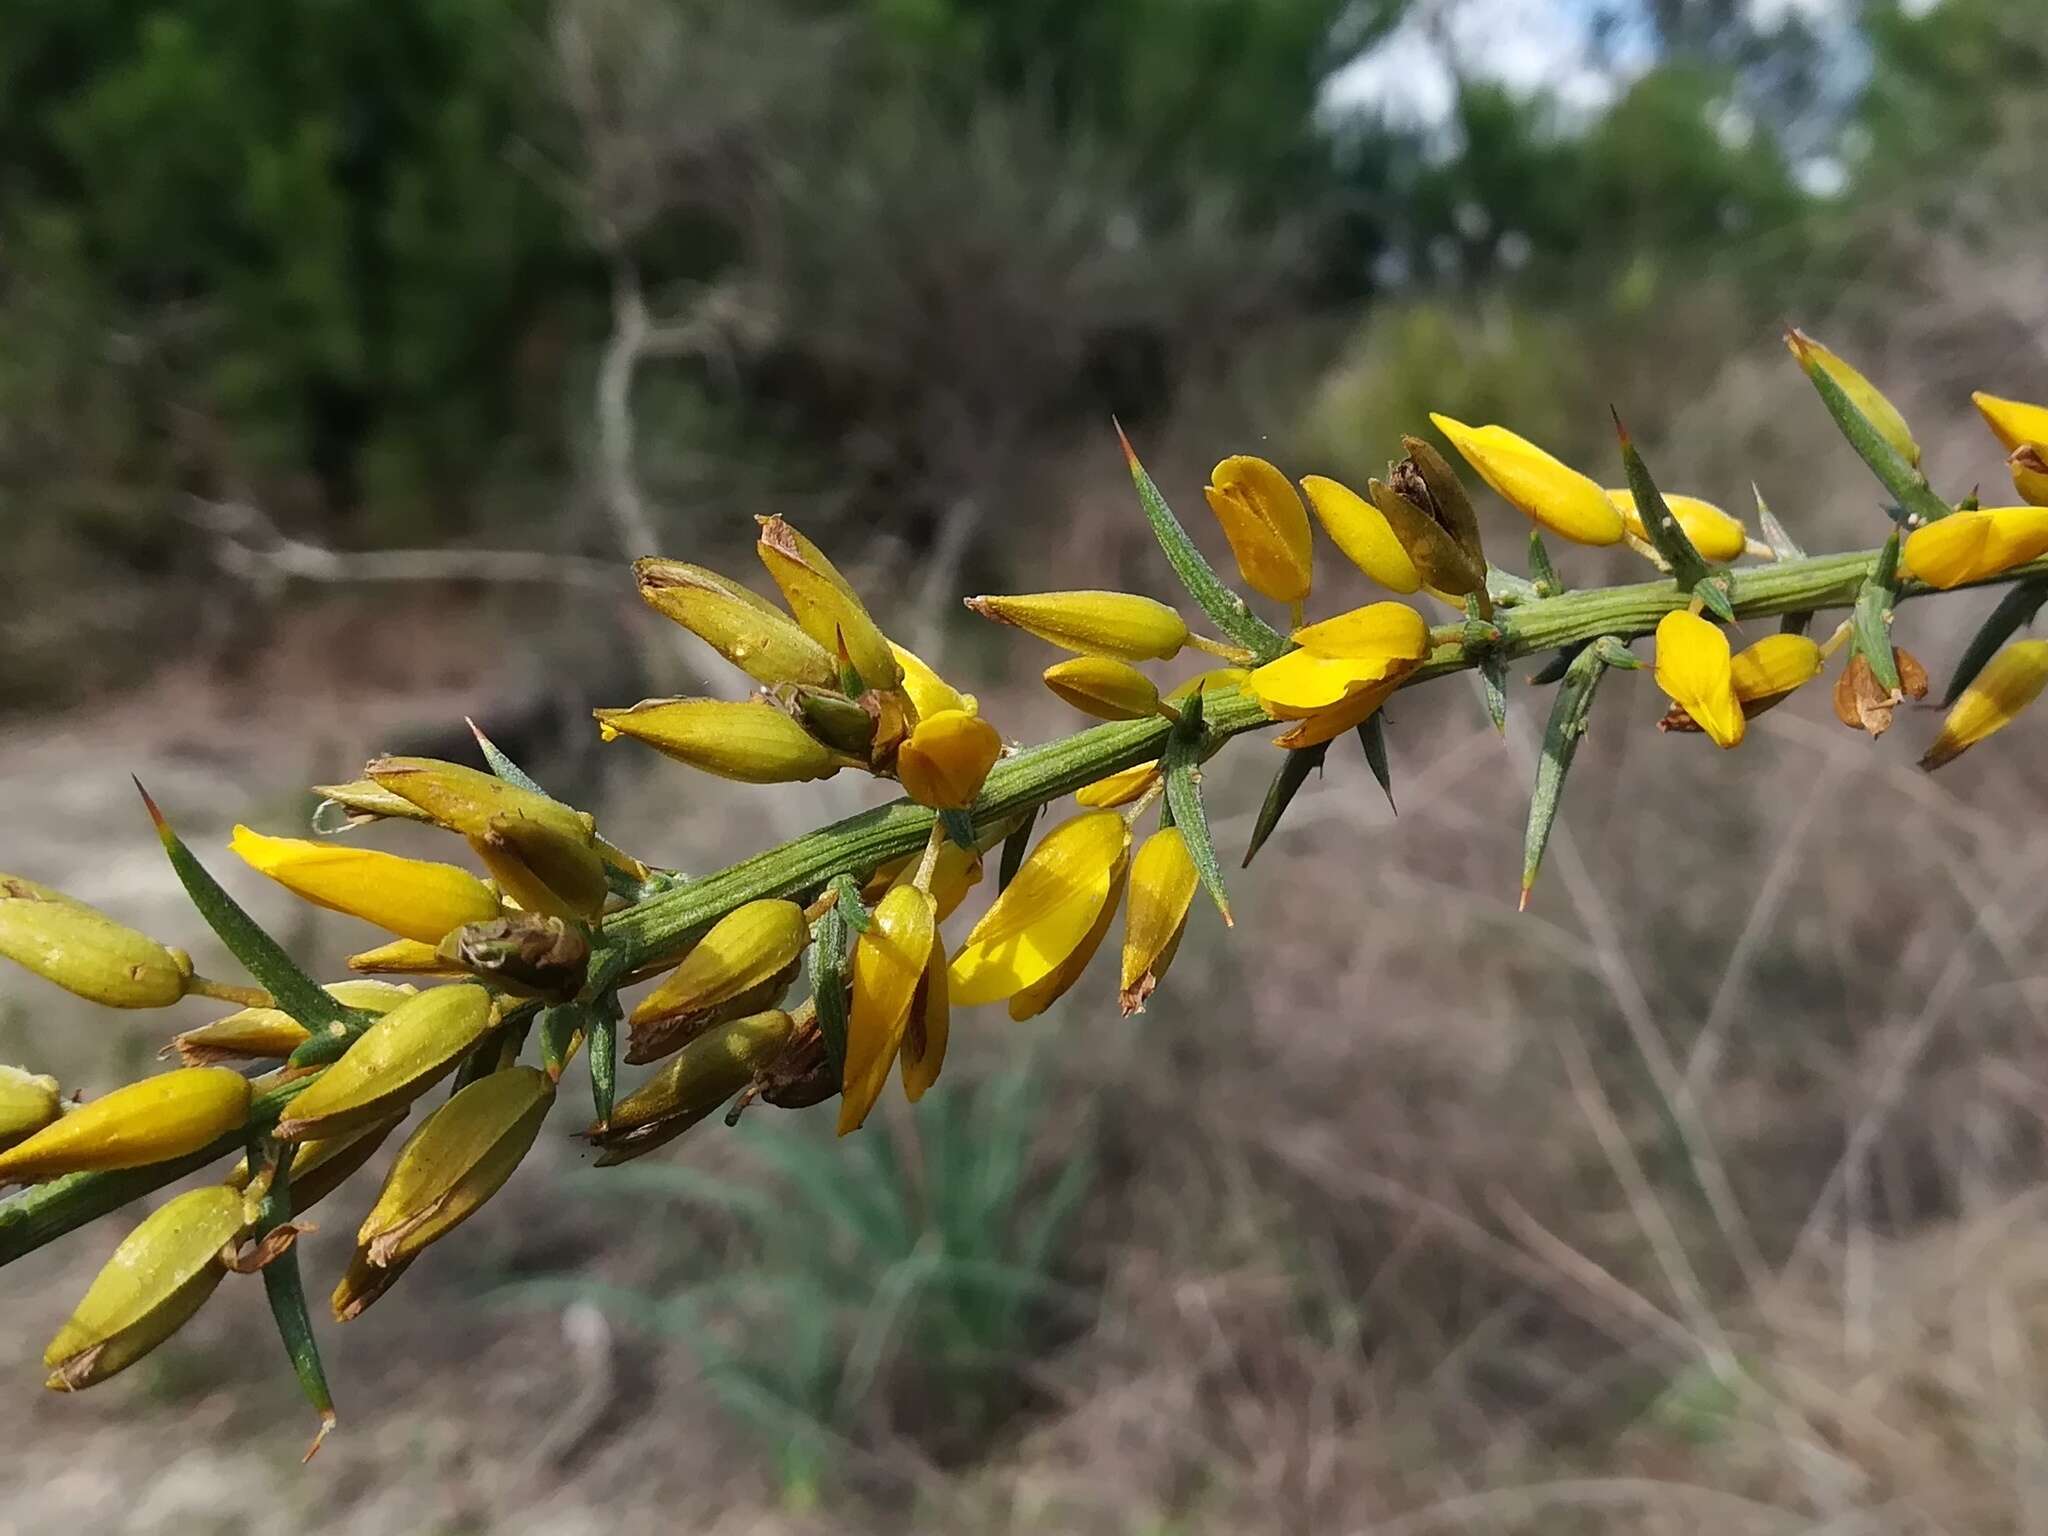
(839, 884, 937, 1133)
(171, 1009, 310, 1066)
(0, 1065, 61, 1150)
(1653, 611, 1743, 750)
(1430, 414, 1624, 546)
(1974, 392, 2048, 455)
(1042, 656, 1164, 722)
(352, 1066, 554, 1269)
(1009, 859, 1125, 1021)
(44, 1186, 250, 1390)
(890, 642, 977, 720)
(275, 983, 497, 1141)
(896, 708, 1003, 809)
(589, 1009, 796, 1164)
(1786, 329, 1920, 468)
(1902, 507, 2048, 590)
(0, 1067, 250, 1185)
(950, 810, 1130, 1007)
(627, 899, 808, 1063)
(1075, 760, 1160, 809)
(365, 757, 607, 922)
(965, 591, 1189, 662)
(230, 826, 502, 945)
(0, 876, 191, 1008)
(2010, 446, 2048, 508)
(1203, 455, 1314, 606)
(594, 697, 848, 785)
(1921, 640, 2048, 771)
(1120, 827, 1198, 1016)
(633, 558, 839, 688)
(900, 932, 949, 1103)
(755, 516, 903, 690)
(347, 938, 467, 977)
(1606, 489, 1749, 563)
(1301, 474, 1422, 593)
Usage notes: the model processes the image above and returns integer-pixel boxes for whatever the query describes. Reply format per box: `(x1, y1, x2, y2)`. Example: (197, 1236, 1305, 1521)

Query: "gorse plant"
(2, 329, 2047, 1457)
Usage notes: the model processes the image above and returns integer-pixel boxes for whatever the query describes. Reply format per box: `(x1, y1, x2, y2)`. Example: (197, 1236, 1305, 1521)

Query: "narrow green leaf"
(538, 1001, 589, 1079)
(1791, 340, 1950, 525)
(1945, 577, 2048, 705)
(467, 718, 547, 794)
(1162, 695, 1231, 922)
(288, 1024, 355, 1069)
(1480, 651, 1508, 732)
(809, 903, 851, 1080)
(451, 1026, 507, 1094)
(1522, 640, 1619, 909)
(1355, 714, 1395, 815)
(1527, 530, 1560, 595)
(250, 1141, 336, 1459)
(136, 782, 360, 1033)
(1242, 741, 1326, 868)
(940, 808, 977, 849)
(1614, 412, 1714, 592)
(1115, 421, 1287, 660)
(830, 872, 871, 933)
(1853, 532, 1903, 692)
(589, 994, 619, 1126)
(997, 807, 1038, 891)
(1527, 640, 1589, 687)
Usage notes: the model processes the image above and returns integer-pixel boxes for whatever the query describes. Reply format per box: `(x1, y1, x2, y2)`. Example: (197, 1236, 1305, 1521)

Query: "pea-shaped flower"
(1203, 455, 1314, 608)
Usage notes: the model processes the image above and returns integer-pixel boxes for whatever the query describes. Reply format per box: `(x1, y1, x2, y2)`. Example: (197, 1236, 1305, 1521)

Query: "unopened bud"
(437, 913, 588, 1001)
(1203, 455, 1313, 606)
(1607, 489, 1748, 563)
(965, 591, 1189, 662)
(0, 1065, 61, 1149)
(755, 516, 903, 690)
(1120, 827, 1199, 1015)
(230, 826, 501, 945)
(0, 876, 191, 1008)
(44, 1186, 250, 1390)
(1787, 329, 1920, 468)
(172, 979, 416, 1068)
(309, 779, 434, 830)
(595, 697, 848, 784)
(1301, 474, 1421, 593)
(895, 708, 1002, 809)
(634, 558, 839, 688)
(2010, 446, 2048, 508)
(627, 899, 808, 1063)
(1921, 640, 2048, 770)
(275, 983, 497, 1141)
(1974, 391, 2048, 455)
(590, 1010, 797, 1164)
(0, 1067, 250, 1185)
(789, 685, 879, 758)
(1431, 414, 1621, 548)
(1901, 507, 2048, 590)
(1043, 656, 1166, 722)
(347, 938, 468, 977)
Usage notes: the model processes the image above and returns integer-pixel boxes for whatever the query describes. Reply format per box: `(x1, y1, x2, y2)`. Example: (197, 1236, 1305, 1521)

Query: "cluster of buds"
(2, 328, 2047, 1451)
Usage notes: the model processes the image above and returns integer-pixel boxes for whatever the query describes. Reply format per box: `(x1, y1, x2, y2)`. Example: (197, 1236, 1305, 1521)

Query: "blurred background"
(4, 0, 2048, 1530)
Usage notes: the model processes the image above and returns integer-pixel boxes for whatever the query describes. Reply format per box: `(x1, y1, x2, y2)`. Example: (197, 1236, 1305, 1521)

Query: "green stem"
(5, 543, 2044, 1268)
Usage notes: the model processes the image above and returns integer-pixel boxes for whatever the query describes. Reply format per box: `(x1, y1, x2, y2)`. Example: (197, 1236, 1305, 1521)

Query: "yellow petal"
(1271, 675, 1399, 749)
(2010, 446, 2048, 508)
(966, 591, 1188, 662)
(896, 709, 1002, 809)
(1119, 827, 1198, 1014)
(1430, 414, 1624, 546)
(0, 1067, 251, 1185)
(900, 932, 950, 1103)
(1975, 392, 2048, 455)
(1009, 861, 1126, 1021)
(890, 642, 975, 720)
(1164, 667, 1250, 703)
(1301, 474, 1421, 593)
(950, 810, 1129, 1006)
(1249, 647, 1417, 718)
(231, 826, 501, 946)
(1075, 760, 1159, 809)
(1290, 601, 1430, 663)
(1729, 633, 1823, 708)
(755, 516, 903, 690)
(1606, 489, 1749, 563)
(875, 840, 983, 923)
(1043, 656, 1163, 722)
(1654, 611, 1744, 749)
(1204, 455, 1313, 605)
(1901, 507, 2048, 590)
(838, 886, 936, 1133)
(1921, 640, 2048, 770)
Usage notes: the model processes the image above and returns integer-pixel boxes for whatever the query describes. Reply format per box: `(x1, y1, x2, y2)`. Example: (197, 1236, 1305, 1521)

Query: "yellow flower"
(1203, 455, 1313, 607)
(1248, 602, 1428, 720)
(965, 591, 1188, 662)
(587, 1010, 796, 1165)
(900, 932, 950, 1102)
(633, 558, 839, 689)
(627, 899, 807, 1063)
(1009, 858, 1126, 1021)
(351, 1066, 554, 1270)
(838, 885, 936, 1134)
(0, 1065, 61, 1150)
(755, 516, 903, 691)
(1901, 507, 2048, 590)
(0, 876, 191, 1008)
(1119, 827, 1197, 1016)
(275, 983, 497, 1141)
(230, 827, 500, 946)
(44, 1185, 250, 1391)
(1272, 676, 1400, 750)
(1043, 656, 1166, 722)
(594, 698, 849, 784)
(1075, 760, 1160, 808)
(170, 980, 415, 1067)
(950, 810, 1130, 1006)
(870, 837, 984, 922)
(1606, 489, 1748, 563)
(1786, 330, 1920, 468)
(1430, 414, 1624, 546)
(890, 642, 977, 719)
(1973, 391, 2048, 454)
(1653, 611, 1743, 749)
(1921, 640, 2048, 771)
(1301, 474, 1421, 593)
(1729, 633, 1824, 715)
(0, 1067, 250, 1185)
(895, 708, 1002, 809)
(2010, 446, 2048, 507)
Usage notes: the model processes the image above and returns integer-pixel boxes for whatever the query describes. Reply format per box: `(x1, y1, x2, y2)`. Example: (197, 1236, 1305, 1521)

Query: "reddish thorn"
(1518, 884, 1532, 913)
(1609, 406, 1632, 448)
(1112, 416, 1140, 470)
(133, 776, 169, 832)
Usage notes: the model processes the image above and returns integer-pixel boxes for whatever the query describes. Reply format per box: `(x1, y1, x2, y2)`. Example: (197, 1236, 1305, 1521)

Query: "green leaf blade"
(1161, 695, 1231, 923)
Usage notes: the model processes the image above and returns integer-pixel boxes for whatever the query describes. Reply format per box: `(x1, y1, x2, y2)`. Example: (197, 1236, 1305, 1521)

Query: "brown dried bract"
(1832, 646, 1928, 737)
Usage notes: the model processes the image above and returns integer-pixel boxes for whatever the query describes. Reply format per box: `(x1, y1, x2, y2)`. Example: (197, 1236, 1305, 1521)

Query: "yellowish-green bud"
(227, 1113, 406, 1215)
(1042, 656, 1166, 722)
(1606, 489, 1749, 563)
(352, 1066, 554, 1270)
(0, 1067, 250, 1185)
(275, 982, 497, 1141)
(634, 558, 840, 688)
(229, 826, 502, 945)
(44, 1186, 250, 1390)
(590, 1009, 797, 1164)
(1119, 827, 1198, 1015)
(0, 876, 191, 1008)
(895, 708, 1003, 809)
(627, 899, 808, 1063)
(755, 516, 903, 690)
(964, 590, 1189, 662)
(0, 1065, 62, 1150)
(1921, 640, 2048, 771)
(1787, 329, 1920, 468)
(594, 697, 849, 784)
(170, 980, 416, 1068)
(309, 779, 435, 829)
